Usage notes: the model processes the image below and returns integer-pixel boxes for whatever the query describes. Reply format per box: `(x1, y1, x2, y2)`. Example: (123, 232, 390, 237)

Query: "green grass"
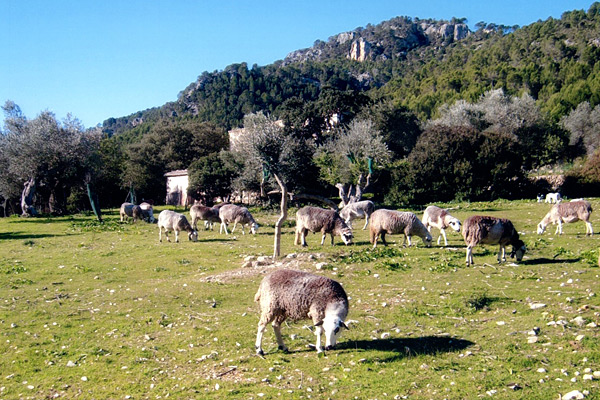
(1, 200, 599, 399)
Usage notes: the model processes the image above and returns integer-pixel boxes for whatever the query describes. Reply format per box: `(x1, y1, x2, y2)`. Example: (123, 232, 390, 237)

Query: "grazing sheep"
(422, 205, 462, 246)
(339, 200, 375, 230)
(254, 269, 349, 355)
(536, 194, 544, 203)
(545, 192, 562, 204)
(119, 202, 144, 223)
(369, 209, 432, 249)
(537, 200, 593, 236)
(190, 204, 221, 230)
(294, 206, 353, 247)
(462, 215, 526, 266)
(219, 204, 258, 235)
(139, 201, 155, 223)
(157, 210, 198, 243)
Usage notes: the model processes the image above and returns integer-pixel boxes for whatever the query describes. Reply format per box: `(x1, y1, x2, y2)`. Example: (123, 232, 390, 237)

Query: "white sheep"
(254, 269, 349, 355)
(139, 202, 155, 223)
(295, 206, 353, 246)
(462, 215, 526, 266)
(219, 204, 258, 235)
(339, 200, 375, 230)
(545, 192, 562, 204)
(537, 200, 593, 236)
(189, 204, 221, 230)
(157, 210, 198, 243)
(369, 209, 432, 249)
(422, 205, 462, 246)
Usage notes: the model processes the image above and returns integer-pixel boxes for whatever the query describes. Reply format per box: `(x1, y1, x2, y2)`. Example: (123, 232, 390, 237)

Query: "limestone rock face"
(349, 38, 373, 61)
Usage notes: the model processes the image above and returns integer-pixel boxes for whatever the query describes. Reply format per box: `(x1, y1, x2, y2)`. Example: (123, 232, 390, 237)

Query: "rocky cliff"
(283, 17, 470, 65)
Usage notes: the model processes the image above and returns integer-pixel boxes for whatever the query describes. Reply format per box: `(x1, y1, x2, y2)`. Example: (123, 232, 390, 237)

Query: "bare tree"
(561, 101, 600, 157)
(315, 119, 391, 206)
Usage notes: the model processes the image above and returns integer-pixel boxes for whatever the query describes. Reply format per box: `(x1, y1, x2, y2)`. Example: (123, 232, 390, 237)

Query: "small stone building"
(164, 169, 189, 207)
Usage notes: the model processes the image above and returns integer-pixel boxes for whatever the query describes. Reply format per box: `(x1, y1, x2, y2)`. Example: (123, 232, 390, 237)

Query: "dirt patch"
(199, 253, 325, 283)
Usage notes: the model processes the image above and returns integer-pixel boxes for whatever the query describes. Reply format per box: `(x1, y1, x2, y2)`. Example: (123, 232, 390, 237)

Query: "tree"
(187, 152, 235, 204)
(1, 101, 101, 215)
(315, 119, 391, 206)
(121, 119, 228, 201)
(560, 101, 600, 157)
(232, 112, 295, 258)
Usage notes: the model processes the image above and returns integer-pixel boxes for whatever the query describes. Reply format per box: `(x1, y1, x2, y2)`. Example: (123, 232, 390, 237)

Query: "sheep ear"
(314, 320, 323, 327)
(341, 321, 349, 330)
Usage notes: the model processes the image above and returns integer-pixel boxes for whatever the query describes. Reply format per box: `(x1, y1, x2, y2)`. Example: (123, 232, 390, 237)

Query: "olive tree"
(1, 101, 101, 215)
(232, 112, 317, 258)
(315, 119, 391, 206)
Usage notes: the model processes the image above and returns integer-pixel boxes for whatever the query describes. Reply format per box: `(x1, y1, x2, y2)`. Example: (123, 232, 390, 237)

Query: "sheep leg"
(221, 221, 230, 235)
(320, 232, 327, 245)
(466, 246, 474, 265)
(440, 228, 448, 246)
(362, 215, 369, 230)
(175, 230, 180, 243)
(255, 314, 272, 356)
(556, 220, 563, 235)
(330, 233, 335, 245)
(314, 324, 324, 353)
(380, 232, 387, 246)
(586, 221, 593, 236)
(272, 320, 288, 352)
(165, 229, 171, 242)
(497, 245, 506, 263)
(159, 227, 163, 242)
(301, 229, 308, 247)
(231, 221, 238, 233)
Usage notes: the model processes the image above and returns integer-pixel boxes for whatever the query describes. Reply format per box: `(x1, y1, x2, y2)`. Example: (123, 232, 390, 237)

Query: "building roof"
(164, 169, 188, 177)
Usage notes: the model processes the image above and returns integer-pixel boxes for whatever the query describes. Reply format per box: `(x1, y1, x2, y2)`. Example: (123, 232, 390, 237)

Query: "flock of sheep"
(118, 196, 594, 355)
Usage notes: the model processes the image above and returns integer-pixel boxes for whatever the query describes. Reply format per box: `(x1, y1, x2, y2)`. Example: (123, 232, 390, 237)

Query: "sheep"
(139, 201, 155, 223)
(339, 200, 375, 230)
(189, 204, 221, 230)
(254, 269, 349, 355)
(369, 209, 432, 249)
(294, 206, 353, 247)
(537, 200, 593, 236)
(462, 215, 526, 266)
(157, 210, 198, 243)
(119, 202, 145, 223)
(422, 205, 462, 246)
(218, 204, 258, 235)
(545, 192, 562, 204)
(536, 194, 544, 203)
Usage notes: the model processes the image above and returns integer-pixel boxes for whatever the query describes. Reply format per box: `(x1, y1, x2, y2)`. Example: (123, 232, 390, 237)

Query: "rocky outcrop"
(349, 38, 372, 61)
(421, 22, 470, 42)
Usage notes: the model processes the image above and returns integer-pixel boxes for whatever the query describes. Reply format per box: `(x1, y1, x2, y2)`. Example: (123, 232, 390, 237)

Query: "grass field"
(1, 199, 599, 400)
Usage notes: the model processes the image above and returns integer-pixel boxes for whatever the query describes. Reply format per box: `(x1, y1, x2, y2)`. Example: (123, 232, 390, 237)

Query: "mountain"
(102, 3, 600, 137)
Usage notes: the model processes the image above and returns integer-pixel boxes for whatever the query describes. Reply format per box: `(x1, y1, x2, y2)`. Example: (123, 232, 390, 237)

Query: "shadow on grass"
(337, 336, 474, 362)
(520, 257, 581, 265)
(0, 232, 63, 240)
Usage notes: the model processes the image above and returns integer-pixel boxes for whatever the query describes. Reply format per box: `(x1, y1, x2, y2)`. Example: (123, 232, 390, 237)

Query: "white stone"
(572, 316, 586, 326)
(66, 361, 76, 367)
(562, 390, 584, 400)
(529, 303, 546, 310)
(537, 368, 547, 373)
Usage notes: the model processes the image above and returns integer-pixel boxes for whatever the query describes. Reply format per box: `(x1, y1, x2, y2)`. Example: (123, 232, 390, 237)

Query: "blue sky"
(1, 1, 594, 128)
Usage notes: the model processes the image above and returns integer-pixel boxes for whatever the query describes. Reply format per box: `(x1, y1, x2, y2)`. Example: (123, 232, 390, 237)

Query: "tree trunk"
(21, 177, 38, 216)
(335, 172, 371, 207)
(272, 173, 288, 259)
(86, 183, 103, 222)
